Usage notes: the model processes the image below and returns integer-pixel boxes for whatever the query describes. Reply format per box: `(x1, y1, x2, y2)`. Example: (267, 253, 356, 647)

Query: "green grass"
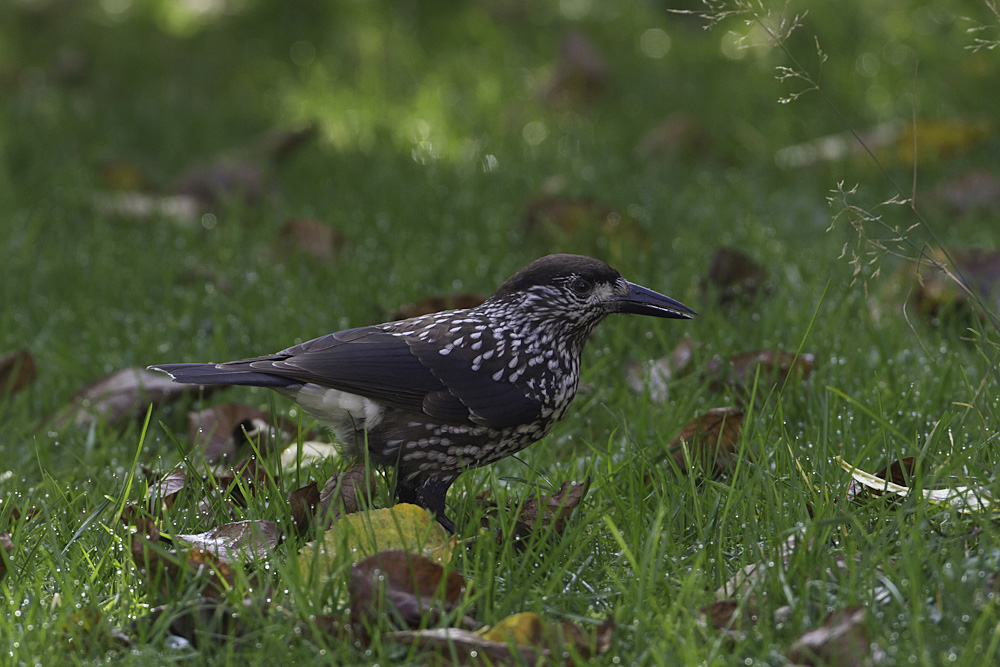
(3, 0, 1000, 664)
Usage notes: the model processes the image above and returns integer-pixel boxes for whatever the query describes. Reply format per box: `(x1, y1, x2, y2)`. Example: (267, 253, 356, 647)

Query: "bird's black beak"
(614, 281, 696, 319)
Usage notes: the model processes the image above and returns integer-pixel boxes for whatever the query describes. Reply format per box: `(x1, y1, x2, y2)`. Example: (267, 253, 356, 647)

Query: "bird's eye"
(571, 278, 592, 295)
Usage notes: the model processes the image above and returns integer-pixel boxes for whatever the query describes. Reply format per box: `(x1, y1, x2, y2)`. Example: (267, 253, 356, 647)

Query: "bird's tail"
(148, 363, 300, 388)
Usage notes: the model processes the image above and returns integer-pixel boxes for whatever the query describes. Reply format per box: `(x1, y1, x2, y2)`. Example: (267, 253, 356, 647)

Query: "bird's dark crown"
(490, 254, 621, 301)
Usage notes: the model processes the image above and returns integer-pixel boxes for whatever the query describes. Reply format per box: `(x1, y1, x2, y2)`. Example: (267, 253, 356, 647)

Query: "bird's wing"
(219, 326, 542, 429)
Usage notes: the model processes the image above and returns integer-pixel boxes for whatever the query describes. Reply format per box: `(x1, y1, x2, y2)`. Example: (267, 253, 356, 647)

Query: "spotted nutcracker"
(150, 254, 695, 531)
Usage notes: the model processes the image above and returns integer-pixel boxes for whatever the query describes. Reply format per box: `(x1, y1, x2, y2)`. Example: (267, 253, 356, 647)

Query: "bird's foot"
(396, 474, 457, 534)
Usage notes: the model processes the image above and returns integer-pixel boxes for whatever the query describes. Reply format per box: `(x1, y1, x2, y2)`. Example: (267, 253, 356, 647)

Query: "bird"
(150, 254, 695, 532)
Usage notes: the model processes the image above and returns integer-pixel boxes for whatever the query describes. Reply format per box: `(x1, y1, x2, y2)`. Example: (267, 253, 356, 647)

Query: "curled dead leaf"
(669, 407, 745, 474)
(319, 464, 377, 526)
(385, 628, 539, 665)
(0, 349, 36, 395)
(349, 550, 468, 632)
(497, 480, 589, 547)
(786, 606, 870, 667)
(479, 612, 614, 661)
(188, 402, 298, 462)
(147, 469, 188, 512)
(541, 31, 609, 106)
(278, 218, 345, 262)
(173, 520, 281, 564)
(130, 533, 241, 601)
(288, 481, 321, 534)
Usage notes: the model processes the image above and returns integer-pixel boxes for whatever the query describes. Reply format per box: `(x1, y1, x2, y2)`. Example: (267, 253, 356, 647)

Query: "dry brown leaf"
(636, 113, 712, 160)
(706, 349, 816, 395)
(130, 533, 241, 600)
(212, 457, 273, 507)
(288, 481, 321, 534)
(390, 293, 487, 321)
(0, 349, 36, 395)
(349, 550, 467, 631)
(319, 464, 377, 525)
(278, 218, 345, 261)
(498, 480, 589, 547)
(669, 407, 745, 474)
(703, 247, 769, 305)
(786, 606, 870, 666)
(699, 599, 758, 639)
(147, 469, 188, 512)
(50, 367, 213, 430)
(541, 32, 609, 106)
(174, 520, 281, 563)
(188, 402, 297, 461)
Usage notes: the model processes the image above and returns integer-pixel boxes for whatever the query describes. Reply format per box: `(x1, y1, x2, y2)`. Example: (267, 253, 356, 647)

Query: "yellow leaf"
(297, 504, 454, 582)
(478, 612, 545, 645)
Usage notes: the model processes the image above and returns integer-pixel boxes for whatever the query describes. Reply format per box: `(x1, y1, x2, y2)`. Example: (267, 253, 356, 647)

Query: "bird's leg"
(395, 473, 457, 534)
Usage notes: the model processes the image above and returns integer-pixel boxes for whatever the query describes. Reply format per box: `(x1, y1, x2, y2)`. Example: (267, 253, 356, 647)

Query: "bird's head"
(489, 254, 695, 333)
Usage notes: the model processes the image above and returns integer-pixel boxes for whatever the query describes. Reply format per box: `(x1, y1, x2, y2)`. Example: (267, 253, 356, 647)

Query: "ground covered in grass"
(2, 1, 1000, 664)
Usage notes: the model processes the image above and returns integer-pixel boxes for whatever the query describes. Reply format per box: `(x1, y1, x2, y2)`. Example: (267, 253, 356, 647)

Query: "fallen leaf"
(49, 367, 214, 430)
(705, 349, 816, 395)
(130, 533, 240, 600)
(508, 480, 589, 541)
(188, 402, 297, 461)
(478, 613, 614, 661)
(786, 606, 869, 666)
(845, 457, 915, 503)
(699, 599, 757, 639)
(288, 481, 321, 534)
(350, 550, 467, 632)
(703, 247, 769, 305)
(298, 504, 454, 581)
(623, 338, 698, 403)
(319, 464, 377, 525)
(212, 457, 273, 507)
(837, 456, 992, 512)
(636, 113, 712, 160)
(147, 469, 188, 512)
(174, 160, 266, 209)
(173, 520, 281, 563)
(280, 440, 340, 471)
(669, 407, 745, 474)
(390, 293, 487, 321)
(278, 218, 345, 261)
(0, 349, 36, 395)
(542, 31, 609, 106)
(775, 118, 993, 168)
